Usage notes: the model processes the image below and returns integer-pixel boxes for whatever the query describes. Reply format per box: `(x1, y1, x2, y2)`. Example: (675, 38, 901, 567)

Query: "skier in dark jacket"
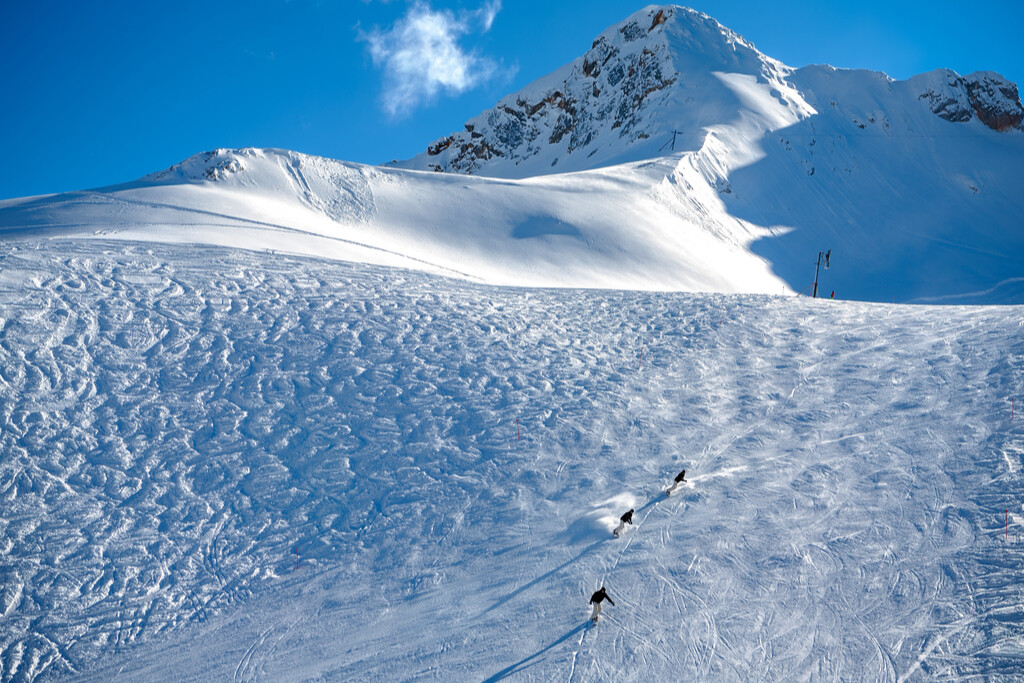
(589, 586, 615, 622)
(666, 469, 686, 496)
(613, 509, 634, 537)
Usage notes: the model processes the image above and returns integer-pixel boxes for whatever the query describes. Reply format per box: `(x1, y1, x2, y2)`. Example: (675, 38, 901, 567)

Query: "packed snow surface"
(1, 240, 1022, 681)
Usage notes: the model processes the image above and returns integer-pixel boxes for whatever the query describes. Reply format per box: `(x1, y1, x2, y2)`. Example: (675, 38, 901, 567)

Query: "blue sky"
(1, 0, 1022, 199)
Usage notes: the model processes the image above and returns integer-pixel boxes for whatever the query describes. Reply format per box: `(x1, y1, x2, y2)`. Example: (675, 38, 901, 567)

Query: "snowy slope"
(0, 147, 787, 294)
(735, 66, 1024, 304)
(1, 239, 1023, 681)
(3, 6, 1024, 682)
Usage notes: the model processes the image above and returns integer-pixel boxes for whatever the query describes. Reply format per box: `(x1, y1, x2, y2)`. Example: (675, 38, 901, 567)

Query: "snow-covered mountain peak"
(640, 5, 786, 78)
(392, 5, 809, 178)
(393, 5, 1024, 181)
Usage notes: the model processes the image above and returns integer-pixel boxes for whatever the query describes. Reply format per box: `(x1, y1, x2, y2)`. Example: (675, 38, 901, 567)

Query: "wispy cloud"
(361, 1, 504, 118)
(476, 0, 501, 31)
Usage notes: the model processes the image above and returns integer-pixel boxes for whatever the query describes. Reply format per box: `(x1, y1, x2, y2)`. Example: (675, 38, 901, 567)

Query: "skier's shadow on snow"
(637, 492, 664, 514)
(482, 622, 588, 682)
(482, 492, 667, 617)
(480, 540, 603, 617)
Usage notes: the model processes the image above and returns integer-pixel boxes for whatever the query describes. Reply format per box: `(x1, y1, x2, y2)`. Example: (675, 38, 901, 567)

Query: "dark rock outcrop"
(919, 70, 1023, 132)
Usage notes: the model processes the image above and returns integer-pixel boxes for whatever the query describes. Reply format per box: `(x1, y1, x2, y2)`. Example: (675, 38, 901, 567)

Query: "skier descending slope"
(666, 469, 686, 496)
(613, 509, 634, 538)
(589, 587, 615, 623)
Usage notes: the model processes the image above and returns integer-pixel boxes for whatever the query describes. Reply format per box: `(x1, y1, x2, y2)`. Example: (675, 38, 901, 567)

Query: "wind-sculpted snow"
(1, 240, 1022, 681)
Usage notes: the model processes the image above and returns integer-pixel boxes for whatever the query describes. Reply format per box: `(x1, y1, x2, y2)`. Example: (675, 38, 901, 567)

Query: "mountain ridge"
(393, 4, 1022, 179)
(0, 4, 1022, 303)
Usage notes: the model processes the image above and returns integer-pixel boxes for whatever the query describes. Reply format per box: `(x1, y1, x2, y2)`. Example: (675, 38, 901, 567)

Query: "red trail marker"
(516, 418, 520, 441)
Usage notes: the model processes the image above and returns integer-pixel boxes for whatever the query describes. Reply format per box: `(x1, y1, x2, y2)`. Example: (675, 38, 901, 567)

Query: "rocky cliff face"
(964, 72, 1024, 131)
(918, 70, 1024, 131)
(414, 7, 685, 175)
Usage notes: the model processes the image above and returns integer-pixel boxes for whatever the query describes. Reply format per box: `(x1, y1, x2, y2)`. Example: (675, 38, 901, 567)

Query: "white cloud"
(476, 0, 501, 32)
(362, 1, 503, 118)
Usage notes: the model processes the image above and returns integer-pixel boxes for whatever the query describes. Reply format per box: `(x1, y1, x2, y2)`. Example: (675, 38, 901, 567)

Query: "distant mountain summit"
(393, 5, 810, 177)
(394, 4, 1022, 179)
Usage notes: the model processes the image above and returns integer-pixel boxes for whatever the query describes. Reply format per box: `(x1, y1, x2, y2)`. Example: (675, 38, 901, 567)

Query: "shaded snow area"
(1, 240, 1023, 681)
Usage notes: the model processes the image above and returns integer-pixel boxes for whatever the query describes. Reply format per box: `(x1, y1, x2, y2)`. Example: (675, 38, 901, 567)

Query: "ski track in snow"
(0, 240, 1022, 681)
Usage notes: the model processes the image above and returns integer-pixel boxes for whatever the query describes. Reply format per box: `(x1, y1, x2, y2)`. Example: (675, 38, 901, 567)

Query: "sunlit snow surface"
(1, 240, 1023, 681)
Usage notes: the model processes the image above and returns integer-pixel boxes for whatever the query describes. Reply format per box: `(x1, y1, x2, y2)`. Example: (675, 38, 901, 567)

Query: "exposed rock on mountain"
(395, 5, 1023, 181)
(394, 5, 807, 178)
(918, 69, 1024, 131)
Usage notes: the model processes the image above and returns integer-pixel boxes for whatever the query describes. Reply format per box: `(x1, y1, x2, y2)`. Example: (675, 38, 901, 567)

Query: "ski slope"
(1, 239, 1022, 681)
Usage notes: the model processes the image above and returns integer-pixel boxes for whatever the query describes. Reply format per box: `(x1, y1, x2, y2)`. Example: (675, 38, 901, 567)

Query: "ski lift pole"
(812, 249, 831, 298)
(658, 129, 680, 152)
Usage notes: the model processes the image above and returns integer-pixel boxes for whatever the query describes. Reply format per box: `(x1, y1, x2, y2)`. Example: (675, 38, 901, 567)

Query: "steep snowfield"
(1, 240, 1022, 681)
(735, 65, 1024, 304)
